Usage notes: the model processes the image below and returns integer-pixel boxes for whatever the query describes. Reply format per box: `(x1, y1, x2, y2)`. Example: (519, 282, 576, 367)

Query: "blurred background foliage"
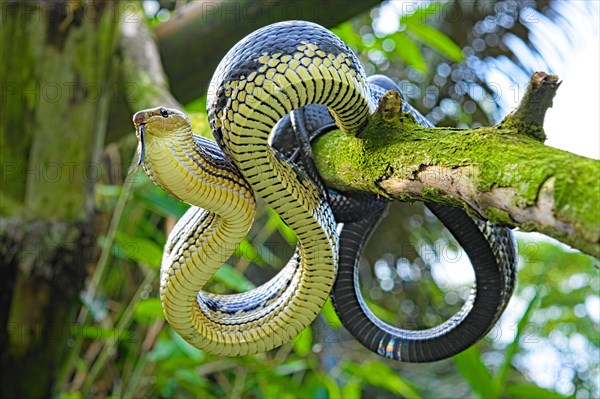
(59, 1, 598, 397)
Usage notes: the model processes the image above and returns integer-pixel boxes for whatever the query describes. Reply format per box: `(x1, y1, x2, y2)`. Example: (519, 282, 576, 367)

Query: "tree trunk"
(0, 1, 121, 397)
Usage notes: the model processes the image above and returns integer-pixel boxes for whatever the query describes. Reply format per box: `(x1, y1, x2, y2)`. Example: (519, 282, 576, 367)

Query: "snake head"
(133, 107, 190, 139)
(132, 107, 191, 166)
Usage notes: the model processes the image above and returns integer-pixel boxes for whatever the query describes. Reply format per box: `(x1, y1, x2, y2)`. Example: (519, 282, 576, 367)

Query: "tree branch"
(312, 73, 599, 257)
(498, 71, 561, 142)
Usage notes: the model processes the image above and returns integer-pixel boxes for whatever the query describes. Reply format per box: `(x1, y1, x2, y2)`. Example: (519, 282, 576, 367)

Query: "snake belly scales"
(133, 21, 517, 360)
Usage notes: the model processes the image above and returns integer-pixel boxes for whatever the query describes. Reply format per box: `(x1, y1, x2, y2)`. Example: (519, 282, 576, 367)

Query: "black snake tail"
(334, 201, 516, 362)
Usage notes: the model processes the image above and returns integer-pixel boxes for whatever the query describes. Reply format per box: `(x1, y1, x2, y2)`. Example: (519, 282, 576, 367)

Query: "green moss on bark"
(313, 105, 599, 258)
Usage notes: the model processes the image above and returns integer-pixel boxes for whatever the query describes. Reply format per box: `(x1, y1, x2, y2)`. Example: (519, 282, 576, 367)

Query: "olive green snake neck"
(134, 103, 337, 356)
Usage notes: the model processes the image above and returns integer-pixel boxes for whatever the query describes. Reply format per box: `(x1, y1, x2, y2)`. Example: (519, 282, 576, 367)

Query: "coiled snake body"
(134, 21, 517, 360)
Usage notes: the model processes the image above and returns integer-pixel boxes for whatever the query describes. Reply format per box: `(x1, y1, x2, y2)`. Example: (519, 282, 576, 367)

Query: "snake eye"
(159, 108, 169, 118)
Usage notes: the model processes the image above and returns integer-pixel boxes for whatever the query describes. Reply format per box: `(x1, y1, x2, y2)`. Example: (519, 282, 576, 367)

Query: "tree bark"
(0, 1, 121, 397)
(312, 75, 599, 257)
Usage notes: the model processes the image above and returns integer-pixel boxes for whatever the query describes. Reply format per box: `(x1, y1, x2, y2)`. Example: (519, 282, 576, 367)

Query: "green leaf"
(135, 185, 189, 218)
(171, 330, 205, 361)
(234, 238, 287, 267)
(331, 21, 364, 49)
(251, 243, 286, 268)
(321, 298, 342, 329)
(274, 359, 308, 375)
(453, 346, 495, 398)
(134, 298, 165, 321)
(174, 368, 206, 386)
(114, 231, 163, 268)
(316, 372, 342, 399)
(185, 96, 208, 115)
(405, 19, 464, 62)
(505, 384, 569, 399)
(390, 32, 428, 73)
(293, 326, 313, 356)
(211, 264, 255, 292)
(234, 238, 269, 267)
(133, 215, 167, 244)
(95, 183, 122, 198)
(148, 337, 178, 362)
(79, 326, 120, 340)
(494, 290, 540, 394)
(362, 297, 398, 324)
(341, 379, 362, 399)
(266, 208, 297, 245)
(346, 361, 421, 399)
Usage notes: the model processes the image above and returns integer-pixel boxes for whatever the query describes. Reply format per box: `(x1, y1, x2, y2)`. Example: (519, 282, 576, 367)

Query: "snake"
(134, 20, 517, 360)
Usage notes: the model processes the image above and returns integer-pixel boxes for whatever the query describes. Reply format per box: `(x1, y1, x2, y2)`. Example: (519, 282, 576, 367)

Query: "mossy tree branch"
(313, 73, 599, 257)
